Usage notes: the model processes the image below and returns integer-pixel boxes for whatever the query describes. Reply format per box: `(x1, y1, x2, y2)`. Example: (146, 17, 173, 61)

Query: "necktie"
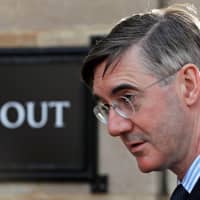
(170, 184, 189, 200)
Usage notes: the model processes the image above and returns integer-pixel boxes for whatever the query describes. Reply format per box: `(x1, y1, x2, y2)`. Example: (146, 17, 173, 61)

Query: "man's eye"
(122, 94, 136, 102)
(116, 95, 136, 107)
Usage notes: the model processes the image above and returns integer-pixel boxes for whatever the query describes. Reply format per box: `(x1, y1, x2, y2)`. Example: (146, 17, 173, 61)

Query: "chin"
(138, 165, 154, 173)
(136, 157, 164, 173)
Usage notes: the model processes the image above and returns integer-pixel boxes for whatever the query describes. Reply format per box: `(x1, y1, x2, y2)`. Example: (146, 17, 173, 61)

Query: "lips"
(127, 141, 146, 155)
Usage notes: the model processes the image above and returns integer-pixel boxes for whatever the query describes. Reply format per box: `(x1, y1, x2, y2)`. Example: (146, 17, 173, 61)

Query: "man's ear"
(177, 64, 200, 106)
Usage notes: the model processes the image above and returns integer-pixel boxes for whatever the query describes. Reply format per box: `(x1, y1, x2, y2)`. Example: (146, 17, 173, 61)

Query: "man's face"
(93, 47, 191, 174)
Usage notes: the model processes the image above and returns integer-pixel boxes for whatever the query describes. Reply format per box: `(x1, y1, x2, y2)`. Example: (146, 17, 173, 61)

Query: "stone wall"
(0, 0, 197, 199)
(0, 0, 158, 47)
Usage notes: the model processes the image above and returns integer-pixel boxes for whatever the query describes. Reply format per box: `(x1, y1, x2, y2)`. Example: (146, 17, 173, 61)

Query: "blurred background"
(0, 0, 198, 200)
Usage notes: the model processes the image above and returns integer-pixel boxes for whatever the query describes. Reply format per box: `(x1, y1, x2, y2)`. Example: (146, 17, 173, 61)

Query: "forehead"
(93, 46, 154, 97)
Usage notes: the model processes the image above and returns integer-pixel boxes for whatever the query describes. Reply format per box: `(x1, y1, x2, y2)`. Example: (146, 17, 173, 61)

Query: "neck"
(171, 112, 200, 180)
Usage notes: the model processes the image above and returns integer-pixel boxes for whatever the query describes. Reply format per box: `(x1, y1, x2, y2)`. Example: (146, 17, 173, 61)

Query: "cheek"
(133, 91, 184, 151)
(133, 94, 167, 134)
(129, 90, 190, 171)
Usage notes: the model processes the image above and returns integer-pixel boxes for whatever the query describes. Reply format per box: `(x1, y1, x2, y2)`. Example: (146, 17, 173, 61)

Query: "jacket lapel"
(188, 178, 200, 199)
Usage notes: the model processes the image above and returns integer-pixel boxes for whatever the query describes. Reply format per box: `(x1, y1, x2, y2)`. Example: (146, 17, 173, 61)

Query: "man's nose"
(107, 108, 133, 137)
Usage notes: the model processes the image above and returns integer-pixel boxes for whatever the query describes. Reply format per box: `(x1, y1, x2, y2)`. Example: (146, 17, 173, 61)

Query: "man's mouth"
(127, 141, 147, 155)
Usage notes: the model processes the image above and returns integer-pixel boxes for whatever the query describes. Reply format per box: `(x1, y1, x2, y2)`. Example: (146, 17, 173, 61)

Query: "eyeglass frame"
(93, 69, 179, 124)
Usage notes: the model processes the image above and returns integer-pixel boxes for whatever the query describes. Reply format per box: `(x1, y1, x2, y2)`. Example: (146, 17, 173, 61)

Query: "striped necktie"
(170, 184, 189, 200)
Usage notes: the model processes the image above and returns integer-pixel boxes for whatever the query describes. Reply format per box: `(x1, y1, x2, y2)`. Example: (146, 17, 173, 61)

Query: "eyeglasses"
(93, 70, 178, 124)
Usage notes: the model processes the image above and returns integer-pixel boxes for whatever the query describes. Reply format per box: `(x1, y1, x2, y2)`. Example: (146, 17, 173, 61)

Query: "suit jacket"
(188, 177, 200, 200)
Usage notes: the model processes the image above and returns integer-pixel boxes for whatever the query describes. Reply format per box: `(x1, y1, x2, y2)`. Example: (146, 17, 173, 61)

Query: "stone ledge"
(0, 193, 168, 200)
(0, 25, 109, 47)
(0, 32, 37, 47)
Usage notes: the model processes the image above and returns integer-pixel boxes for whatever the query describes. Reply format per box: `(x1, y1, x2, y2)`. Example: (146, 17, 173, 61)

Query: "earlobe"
(178, 64, 200, 106)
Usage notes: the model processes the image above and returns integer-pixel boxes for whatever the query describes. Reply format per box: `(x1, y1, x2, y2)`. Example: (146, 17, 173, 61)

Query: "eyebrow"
(111, 83, 140, 95)
(92, 83, 140, 103)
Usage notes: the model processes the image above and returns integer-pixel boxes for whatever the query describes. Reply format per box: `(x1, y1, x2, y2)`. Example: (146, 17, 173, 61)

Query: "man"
(81, 3, 200, 200)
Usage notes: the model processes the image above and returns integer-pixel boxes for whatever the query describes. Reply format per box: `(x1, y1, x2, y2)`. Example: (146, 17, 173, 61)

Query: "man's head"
(82, 4, 200, 88)
(81, 4, 200, 179)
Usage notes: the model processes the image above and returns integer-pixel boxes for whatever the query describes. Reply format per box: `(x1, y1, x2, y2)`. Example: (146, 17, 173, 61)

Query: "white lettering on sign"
(0, 101, 71, 129)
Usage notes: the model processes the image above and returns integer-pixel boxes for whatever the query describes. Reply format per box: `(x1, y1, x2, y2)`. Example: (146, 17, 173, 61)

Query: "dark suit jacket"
(188, 178, 200, 200)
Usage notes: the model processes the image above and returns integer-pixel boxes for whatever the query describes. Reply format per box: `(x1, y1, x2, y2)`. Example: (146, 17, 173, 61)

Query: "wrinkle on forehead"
(101, 45, 152, 79)
(93, 46, 157, 97)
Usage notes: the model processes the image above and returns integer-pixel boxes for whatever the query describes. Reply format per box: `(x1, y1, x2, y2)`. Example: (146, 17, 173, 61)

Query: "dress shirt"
(181, 155, 200, 193)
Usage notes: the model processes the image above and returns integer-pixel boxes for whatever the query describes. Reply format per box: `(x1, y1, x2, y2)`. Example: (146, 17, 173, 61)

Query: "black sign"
(0, 47, 107, 193)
